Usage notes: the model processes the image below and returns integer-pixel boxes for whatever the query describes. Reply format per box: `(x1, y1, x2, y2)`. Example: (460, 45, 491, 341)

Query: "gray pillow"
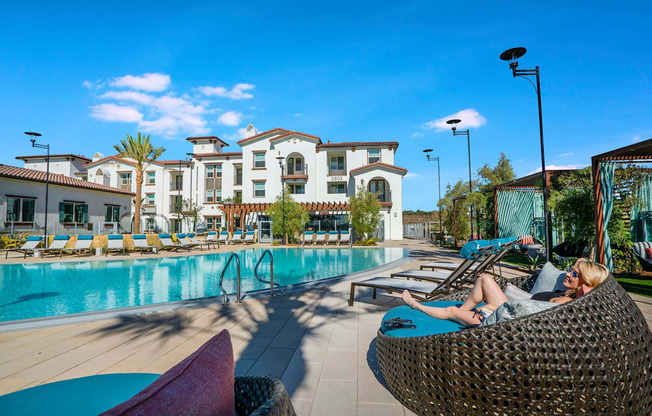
(480, 299, 557, 327)
(530, 262, 567, 294)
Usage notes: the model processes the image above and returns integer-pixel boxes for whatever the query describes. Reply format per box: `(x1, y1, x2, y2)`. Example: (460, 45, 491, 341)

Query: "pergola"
(593, 138, 652, 268)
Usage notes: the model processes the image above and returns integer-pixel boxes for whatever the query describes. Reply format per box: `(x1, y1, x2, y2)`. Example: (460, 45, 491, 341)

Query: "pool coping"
(0, 248, 413, 333)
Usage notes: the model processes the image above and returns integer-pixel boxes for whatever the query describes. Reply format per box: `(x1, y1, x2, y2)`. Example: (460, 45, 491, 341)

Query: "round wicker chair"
(376, 274, 652, 415)
(235, 376, 296, 416)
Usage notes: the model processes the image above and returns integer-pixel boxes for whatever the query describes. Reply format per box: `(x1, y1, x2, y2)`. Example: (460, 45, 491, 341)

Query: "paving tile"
(291, 399, 313, 416)
(246, 347, 294, 378)
(358, 402, 404, 416)
(310, 380, 357, 416)
(320, 350, 357, 381)
(234, 359, 255, 376)
(233, 335, 274, 360)
(327, 327, 357, 351)
(282, 359, 323, 400)
(269, 324, 307, 349)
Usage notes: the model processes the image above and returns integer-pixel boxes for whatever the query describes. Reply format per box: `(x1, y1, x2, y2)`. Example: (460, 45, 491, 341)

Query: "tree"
(181, 199, 203, 232)
(349, 181, 382, 239)
(114, 133, 166, 233)
(439, 179, 472, 242)
(265, 187, 309, 243)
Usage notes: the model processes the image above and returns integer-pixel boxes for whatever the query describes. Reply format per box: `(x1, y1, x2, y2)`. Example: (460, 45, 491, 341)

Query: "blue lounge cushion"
(26, 236, 43, 242)
(233, 231, 242, 235)
(530, 262, 567, 294)
(381, 301, 485, 337)
(317, 231, 326, 235)
(329, 231, 338, 234)
(159, 234, 171, 238)
(132, 234, 147, 240)
(176, 234, 186, 238)
(77, 235, 94, 240)
(207, 231, 217, 235)
(340, 230, 349, 234)
(305, 231, 314, 234)
(460, 240, 493, 259)
(187, 233, 195, 238)
(108, 235, 123, 240)
(53, 235, 70, 240)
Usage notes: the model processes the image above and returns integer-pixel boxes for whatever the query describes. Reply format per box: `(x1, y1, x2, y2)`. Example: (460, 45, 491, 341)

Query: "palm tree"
(114, 133, 165, 233)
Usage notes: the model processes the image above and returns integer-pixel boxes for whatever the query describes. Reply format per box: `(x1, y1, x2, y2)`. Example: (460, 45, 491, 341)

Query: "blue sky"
(1, 1, 650, 210)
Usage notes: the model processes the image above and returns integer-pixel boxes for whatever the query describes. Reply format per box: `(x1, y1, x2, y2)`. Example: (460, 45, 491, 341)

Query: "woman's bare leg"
(401, 290, 482, 327)
(459, 274, 508, 311)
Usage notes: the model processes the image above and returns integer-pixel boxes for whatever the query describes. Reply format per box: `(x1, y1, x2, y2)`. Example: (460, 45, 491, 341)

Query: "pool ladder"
(218, 250, 283, 305)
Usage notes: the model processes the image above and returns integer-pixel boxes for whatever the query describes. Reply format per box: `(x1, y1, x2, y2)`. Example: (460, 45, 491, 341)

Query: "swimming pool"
(0, 247, 405, 323)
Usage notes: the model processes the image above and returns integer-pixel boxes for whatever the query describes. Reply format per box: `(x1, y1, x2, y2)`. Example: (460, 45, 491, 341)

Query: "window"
(253, 181, 266, 197)
(215, 165, 222, 178)
(215, 190, 222, 202)
(289, 184, 305, 194)
(287, 156, 304, 175)
(330, 156, 345, 172)
(146, 194, 155, 206)
(206, 216, 222, 231)
(254, 152, 266, 168)
(234, 166, 243, 185)
(59, 202, 89, 223)
(206, 190, 214, 203)
(147, 171, 156, 184)
(205, 164, 222, 200)
(171, 173, 183, 191)
(206, 165, 214, 178)
(369, 179, 388, 202)
(146, 218, 155, 232)
(368, 149, 381, 164)
(170, 196, 182, 212)
(119, 173, 132, 190)
(105, 205, 120, 222)
(6, 196, 35, 222)
(328, 183, 346, 194)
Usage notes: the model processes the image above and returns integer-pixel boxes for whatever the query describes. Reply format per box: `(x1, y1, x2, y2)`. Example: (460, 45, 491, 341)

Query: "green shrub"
(354, 238, 377, 246)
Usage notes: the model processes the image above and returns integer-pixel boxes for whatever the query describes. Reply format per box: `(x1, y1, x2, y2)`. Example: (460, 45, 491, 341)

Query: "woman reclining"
(401, 258, 608, 328)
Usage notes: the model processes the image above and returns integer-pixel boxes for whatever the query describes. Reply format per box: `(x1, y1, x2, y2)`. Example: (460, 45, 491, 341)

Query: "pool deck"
(0, 240, 650, 415)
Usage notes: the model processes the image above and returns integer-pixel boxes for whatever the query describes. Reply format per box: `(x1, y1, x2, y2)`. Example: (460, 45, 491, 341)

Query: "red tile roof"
(237, 128, 290, 145)
(269, 131, 322, 144)
(186, 136, 229, 147)
(316, 141, 399, 149)
(349, 162, 408, 176)
(84, 155, 137, 168)
(0, 164, 135, 196)
(193, 152, 243, 158)
(159, 160, 192, 166)
(16, 154, 91, 162)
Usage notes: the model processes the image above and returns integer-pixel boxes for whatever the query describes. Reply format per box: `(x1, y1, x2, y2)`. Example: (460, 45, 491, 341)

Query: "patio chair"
(174, 234, 197, 251)
(63, 235, 94, 256)
(40, 235, 71, 258)
(314, 231, 326, 245)
(1, 235, 43, 258)
(132, 234, 157, 254)
(217, 231, 229, 244)
(326, 231, 339, 245)
(105, 235, 125, 256)
(159, 234, 182, 251)
(339, 230, 351, 247)
(1, 235, 21, 249)
(243, 231, 255, 244)
(187, 232, 218, 250)
(376, 273, 652, 415)
(301, 231, 314, 246)
(229, 231, 244, 244)
(420, 238, 518, 277)
(205, 231, 218, 243)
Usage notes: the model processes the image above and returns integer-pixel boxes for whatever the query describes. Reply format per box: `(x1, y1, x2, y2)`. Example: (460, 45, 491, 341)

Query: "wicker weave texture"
(377, 274, 652, 415)
(235, 376, 296, 416)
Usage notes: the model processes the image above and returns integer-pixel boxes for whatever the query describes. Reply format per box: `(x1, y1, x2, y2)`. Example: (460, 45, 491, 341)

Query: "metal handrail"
(253, 249, 283, 297)
(219, 252, 241, 304)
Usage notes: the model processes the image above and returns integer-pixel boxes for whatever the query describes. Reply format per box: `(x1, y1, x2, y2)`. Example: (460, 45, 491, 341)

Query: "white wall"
(23, 158, 87, 177)
(352, 168, 404, 240)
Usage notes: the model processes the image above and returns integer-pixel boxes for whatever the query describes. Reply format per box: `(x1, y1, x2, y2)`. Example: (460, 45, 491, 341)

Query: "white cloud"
(90, 104, 143, 122)
(294, 113, 303, 117)
(217, 111, 243, 126)
(198, 83, 255, 100)
(633, 136, 642, 143)
(222, 127, 248, 142)
(527, 164, 586, 175)
(411, 132, 424, 138)
(110, 73, 171, 92)
(101, 91, 155, 105)
(559, 152, 574, 157)
(82, 80, 104, 89)
(404, 172, 419, 179)
(423, 108, 487, 132)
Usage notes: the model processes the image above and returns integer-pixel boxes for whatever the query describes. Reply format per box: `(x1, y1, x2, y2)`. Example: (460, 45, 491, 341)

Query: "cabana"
(593, 138, 652, 270)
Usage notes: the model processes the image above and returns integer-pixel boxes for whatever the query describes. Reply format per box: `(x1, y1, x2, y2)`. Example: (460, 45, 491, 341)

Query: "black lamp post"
(423, 149, 442, 243)
(26, 132, 49, 243)
(446, 119, 477, 239)
(177, 159, 183, 233)
(276, 156, 286, 245)
(186, 153, 195, 231)
(500, 47, 551, 261)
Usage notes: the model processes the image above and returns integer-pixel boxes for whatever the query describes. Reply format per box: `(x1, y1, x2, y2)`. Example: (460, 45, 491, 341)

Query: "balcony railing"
(119, 183, 131, 191)
(142, 205, 156, 214)
(283, 163, 309, 179)
(169, 183, 183, 191)
(375, 190, 392, 205)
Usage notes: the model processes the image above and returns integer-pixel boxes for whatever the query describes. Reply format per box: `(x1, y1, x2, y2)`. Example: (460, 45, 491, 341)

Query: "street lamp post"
(446, 119, 477, 239)
(26, 132, 49, 243)
(276, 156, 286, 245)
(186, 153, 195, 231)
(423, 149, 442, 244)
(177, 159, 182, 233)
(500, 47, 551, 261)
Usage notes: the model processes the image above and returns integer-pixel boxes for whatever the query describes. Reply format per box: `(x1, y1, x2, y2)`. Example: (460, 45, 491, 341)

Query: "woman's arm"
(549, 296, 573, 304)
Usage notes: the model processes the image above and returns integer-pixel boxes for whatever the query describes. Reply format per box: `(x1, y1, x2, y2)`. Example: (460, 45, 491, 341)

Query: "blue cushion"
(381, 301, 485, 337)
(329, 231, 338, 235)
(530, 262, 567, 294)
(176, 234, 186, 238)
(340, 230, 349, 234)
(207, 231, 217, 235)
(132, 234, 147, 240)
(220, 231, 228, 235)
(77, 235, 94, 240)
(108, 235, 123, 240)
(317, 231, 326, 235)
(305, 231, 314, 235)
(187, 233, 195, 238)
(53, 235, 70, 240)
(233, 231, 242, 235)
(246, 231, 254, 235)
(159, 234, 171, 238)
(26, 236, 42, 242)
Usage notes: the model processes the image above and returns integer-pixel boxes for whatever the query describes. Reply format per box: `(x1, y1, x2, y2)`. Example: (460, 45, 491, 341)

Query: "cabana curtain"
(599, 162, 615, 271)
(631, 174, 652, 242)
(497, 190, 536, 238)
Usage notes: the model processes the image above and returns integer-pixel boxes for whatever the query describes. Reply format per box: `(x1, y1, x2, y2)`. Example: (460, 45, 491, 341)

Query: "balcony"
(142, 205, 157, 214)
(119, 183, 131, 191)
(169, 183, 183, 191)
(283, 163, 309, 180)
(376, 190, 392, 207)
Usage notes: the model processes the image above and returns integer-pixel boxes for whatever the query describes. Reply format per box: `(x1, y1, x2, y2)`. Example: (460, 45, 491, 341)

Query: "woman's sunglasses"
(566, 267, 579, 278)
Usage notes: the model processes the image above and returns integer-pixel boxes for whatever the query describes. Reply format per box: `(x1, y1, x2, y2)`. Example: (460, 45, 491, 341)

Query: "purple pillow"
(100, 329, 235, 416)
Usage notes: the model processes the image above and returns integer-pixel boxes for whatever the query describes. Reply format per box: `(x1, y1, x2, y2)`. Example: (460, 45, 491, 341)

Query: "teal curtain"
(497, 190, 535, 238)
(599, 162, 615, 271)
(631, 175, 652, 242)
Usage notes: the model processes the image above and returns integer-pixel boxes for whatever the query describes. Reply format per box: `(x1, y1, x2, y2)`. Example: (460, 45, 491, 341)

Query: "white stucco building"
(11, 126, 407, 240)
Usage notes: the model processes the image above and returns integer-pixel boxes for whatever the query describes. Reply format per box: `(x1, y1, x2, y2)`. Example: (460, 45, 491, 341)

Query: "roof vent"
(93, 152, 104, 162)
(245, 124, 258, 138)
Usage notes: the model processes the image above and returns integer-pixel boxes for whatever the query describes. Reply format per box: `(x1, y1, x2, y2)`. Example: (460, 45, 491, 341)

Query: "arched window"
(286, 152, 305, 175)
(369, 178, 390, 202)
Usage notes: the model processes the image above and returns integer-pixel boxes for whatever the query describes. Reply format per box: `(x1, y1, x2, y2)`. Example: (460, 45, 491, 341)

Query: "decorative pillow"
(645, 248, 652, 260)
(100, 329, 235, 416)
(521, 236, 535, 245)
(504, 283, 533, 300)
(480, 299, 557, 327)
(530, 262, 567, 294)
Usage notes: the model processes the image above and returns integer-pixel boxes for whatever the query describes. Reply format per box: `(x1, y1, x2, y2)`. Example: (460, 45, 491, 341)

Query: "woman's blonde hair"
(566, 258, 609, 297)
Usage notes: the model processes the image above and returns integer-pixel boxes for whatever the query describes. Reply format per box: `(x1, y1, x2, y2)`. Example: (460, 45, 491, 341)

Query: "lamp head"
(423, 149, 433, 153)
(500, 47, 527, 70)
(446, 119, 461, 132)
(24, 131, 42, 137)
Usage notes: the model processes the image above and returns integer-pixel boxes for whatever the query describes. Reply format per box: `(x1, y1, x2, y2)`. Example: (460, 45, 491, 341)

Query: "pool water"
(0, 247, 405, 322)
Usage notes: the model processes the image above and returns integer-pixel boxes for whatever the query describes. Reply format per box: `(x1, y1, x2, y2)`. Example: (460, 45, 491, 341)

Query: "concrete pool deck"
(0, 240, 650, 415)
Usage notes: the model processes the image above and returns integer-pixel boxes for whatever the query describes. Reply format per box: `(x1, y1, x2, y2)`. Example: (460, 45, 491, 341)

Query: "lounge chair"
(339, 230, 351, 247)
(243, 231, 255, 244)
(326, 231, 339, 245)
(419, 238, 518, 277)
(174, 234, 197, 251)
(105, 235, 125, 256)
(187, 233, 218, 250)
(132, 234, 157, 254)
(1, 235, 43, 258)
(205, 231, 218, 244)
(158, 234, 182, 251)
(63, 235, 94, 256)
(229, 231, 244, 244)
(314, 231, 326, 245)
(40, 235, 71, 258)
(302, 231, 314, 246)
(217, 231, 229, 244)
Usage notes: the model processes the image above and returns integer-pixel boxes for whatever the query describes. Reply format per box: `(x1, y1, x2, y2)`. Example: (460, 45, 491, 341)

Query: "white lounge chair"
(40, 235, 71, 258)
(205, 231, 218, 244)
(63, 235, 94, 256)
(1, 236, 44, 258)
(158, 234, 182, 251)
(174, 234, 197, 251)
(132, 234, 157, 254)
(187, 233, 218, 250)
(217, 231, 229, 244)
(229, 231, 244, 244)
(243, 231, 255, 244)
(326, 231, 339, 245)
(314, 231, 326, 245)
(339, 230, 351, 246)
(105, 235, 125, 256)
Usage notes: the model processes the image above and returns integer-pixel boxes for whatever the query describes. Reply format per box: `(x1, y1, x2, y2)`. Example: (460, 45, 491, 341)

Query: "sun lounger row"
(216, 230, 256, 245)
(302, 230, 351, 246)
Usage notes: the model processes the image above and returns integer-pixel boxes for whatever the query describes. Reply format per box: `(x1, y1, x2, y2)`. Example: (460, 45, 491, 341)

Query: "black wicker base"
(235, 376, 296, 416)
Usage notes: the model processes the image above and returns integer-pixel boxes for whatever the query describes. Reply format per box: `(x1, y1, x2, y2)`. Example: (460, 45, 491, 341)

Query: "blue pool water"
(0, 247, 405, 322)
